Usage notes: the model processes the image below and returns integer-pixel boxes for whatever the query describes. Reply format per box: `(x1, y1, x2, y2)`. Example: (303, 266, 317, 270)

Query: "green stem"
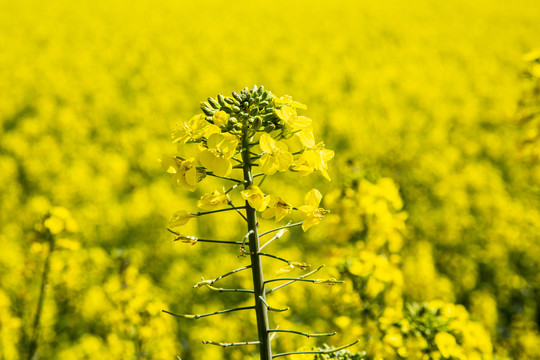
(242, 119, 273, 360)
(28, 231, 55, 360)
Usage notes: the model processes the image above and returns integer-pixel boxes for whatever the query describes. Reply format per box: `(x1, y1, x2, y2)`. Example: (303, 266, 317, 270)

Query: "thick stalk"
(242, 129, 272, 360)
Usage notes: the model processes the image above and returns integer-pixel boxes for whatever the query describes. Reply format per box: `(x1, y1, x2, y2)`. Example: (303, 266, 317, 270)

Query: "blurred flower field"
(1, 0, 540, 359)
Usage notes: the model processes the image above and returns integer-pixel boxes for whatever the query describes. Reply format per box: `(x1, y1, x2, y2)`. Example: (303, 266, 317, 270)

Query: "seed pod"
(201, 107, 214, 116)
(217, 94, 226, 106)
(232, 91, 242, 102)
(264, 123, 276, 133)
(252, 116, 262, 130)
(208, 97, 220, 109)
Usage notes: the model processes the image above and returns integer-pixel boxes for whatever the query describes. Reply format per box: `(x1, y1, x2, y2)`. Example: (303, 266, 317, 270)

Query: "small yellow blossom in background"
(199, 133, 239, 176)
(259, 133, 293, 175)
(241, 185, 269, 212)
(197, 190, 230, 210)
(262, 194, 293, 221)
(435, 332, 460, 359)
(43, 207, 78, 234)
(299, 189, 328, 231)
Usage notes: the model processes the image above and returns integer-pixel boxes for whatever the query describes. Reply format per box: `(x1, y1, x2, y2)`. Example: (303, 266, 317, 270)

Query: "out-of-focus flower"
(43, 207, 78, 234)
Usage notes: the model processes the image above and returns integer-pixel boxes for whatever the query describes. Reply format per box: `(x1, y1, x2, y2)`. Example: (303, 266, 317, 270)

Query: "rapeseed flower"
(212, 110, 229, 127)
(199, 133, 239, 177)
(241, 185, 269, 211)
(169, 210, 198, 229)
(161, 157, 204, 192)
(299, 189, 328, 231)
(275, 105, 312, 130)
(293, 142, 334, 180)
(259, 133, 293, 175)
(172, 114, 219, 144)
(262, 194, 292, 221)
(197, 190, 230, 210)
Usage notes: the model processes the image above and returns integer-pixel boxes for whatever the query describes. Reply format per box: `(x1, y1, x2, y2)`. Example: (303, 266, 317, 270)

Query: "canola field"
(1, 0, 540, 359)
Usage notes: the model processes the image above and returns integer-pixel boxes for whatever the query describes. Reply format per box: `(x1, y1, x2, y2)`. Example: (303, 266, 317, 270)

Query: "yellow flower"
(212, 110, 230, 127)
(275, 105, 312, 130)
(199, 133, 239, 176)
(161, 157, 204, 192)
(241, 185, 269, 212)
(43, 207, 78, 234)
(435, 332, 460, 359)
(273, 95, 307, 110)
(383, 328, 403, 348)
(172, 114, 220, 144)
(296, 126, 315, 148)
(293, 142, 335, 180)
(197, 190, 230, 210)
(169, 210, 198, 229)
(259, 133, 293, 175)
(262, 194, 292, 221)
(298, 189, 328, 231)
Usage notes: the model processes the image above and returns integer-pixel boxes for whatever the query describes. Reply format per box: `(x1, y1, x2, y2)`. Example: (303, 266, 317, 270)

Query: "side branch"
(267, 329, 337, 338)
(259, 228, 287, 251)
(258, 252, 310, 269)
(259, 222, 303, 238)
(203, 340, 260, 347)
(194, 265, 252, 287)
(162, 306, 254, 319)
(264, 278, 343, 285)
(205, 172, 244, 183)
(198, 283, 254, 294)
(272, 340, 361, 358)
(266, 265, 325, 295)
(259, 296, 289, 312)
